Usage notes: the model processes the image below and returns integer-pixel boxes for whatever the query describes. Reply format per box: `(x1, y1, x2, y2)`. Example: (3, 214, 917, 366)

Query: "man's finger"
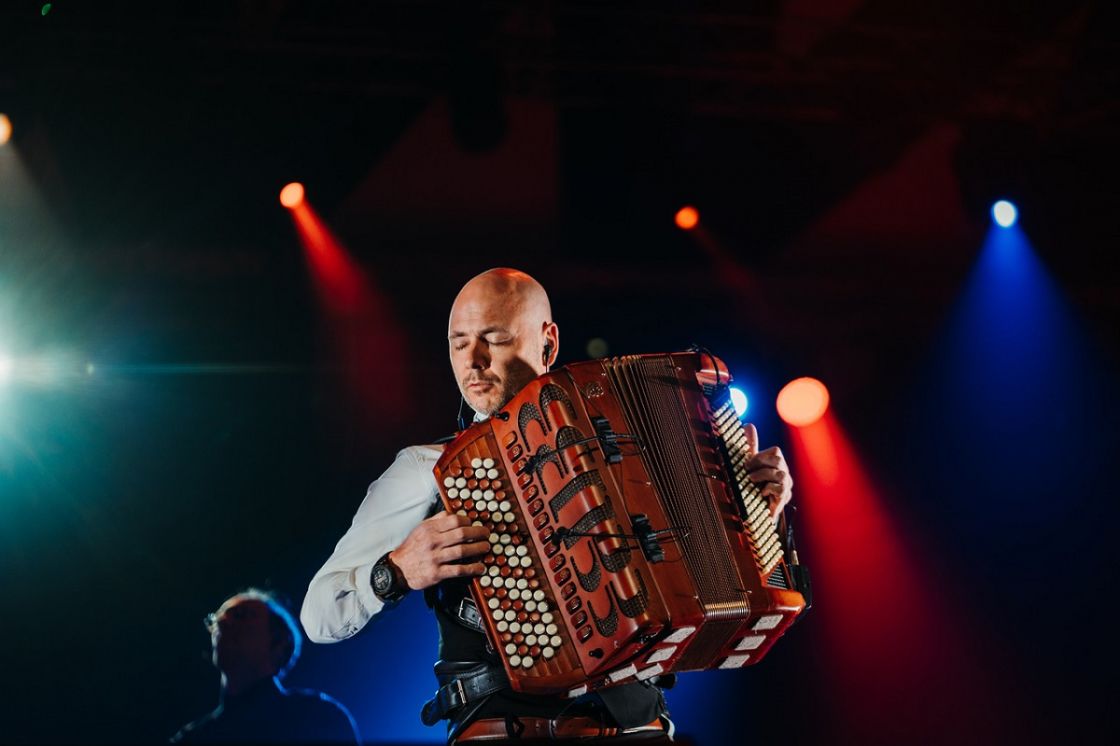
(437, 541, 491, 563)
(743, 422, 759, 455)
(442, 526, 490, 545)
(445, 562, 487, 579)
(433, 511, 469, 529)
(747, 467, 785, 486)
(747, 447, 782, 469)
(759, 481, 785, 500)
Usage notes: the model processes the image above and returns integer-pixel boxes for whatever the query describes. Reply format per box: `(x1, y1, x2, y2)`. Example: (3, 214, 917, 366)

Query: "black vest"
(427, 577, 668, 730)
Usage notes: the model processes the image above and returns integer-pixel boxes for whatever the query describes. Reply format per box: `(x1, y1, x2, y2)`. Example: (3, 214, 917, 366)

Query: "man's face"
(207, 596, 276, 676)
(448, 287, 548, 416)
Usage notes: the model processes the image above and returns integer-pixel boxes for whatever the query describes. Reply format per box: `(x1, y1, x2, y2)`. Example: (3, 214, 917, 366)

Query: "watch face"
(372, 565, 394, 595)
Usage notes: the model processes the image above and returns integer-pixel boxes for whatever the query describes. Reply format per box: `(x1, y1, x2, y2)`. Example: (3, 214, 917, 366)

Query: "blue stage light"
(991, 200, 1018, 228)
(729, 387, 748, 417)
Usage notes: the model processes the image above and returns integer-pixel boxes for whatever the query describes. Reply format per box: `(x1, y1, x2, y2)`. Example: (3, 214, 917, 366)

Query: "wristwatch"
(370, 551, 410, 603)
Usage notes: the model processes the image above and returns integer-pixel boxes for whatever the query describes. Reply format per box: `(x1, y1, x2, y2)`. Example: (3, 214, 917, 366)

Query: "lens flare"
(776, 377, 830, 426)
(675, 205, 699, 230)
(991, 200, 1018, 228)
(279, 182, 305, 209)
(729, 387, 748, 417)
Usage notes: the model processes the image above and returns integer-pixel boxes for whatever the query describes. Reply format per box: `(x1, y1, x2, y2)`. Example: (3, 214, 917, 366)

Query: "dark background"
(1, 2, 1117, 744)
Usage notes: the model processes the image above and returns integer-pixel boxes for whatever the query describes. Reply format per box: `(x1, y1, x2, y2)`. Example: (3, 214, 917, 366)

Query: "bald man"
(301, 269, 792, 744)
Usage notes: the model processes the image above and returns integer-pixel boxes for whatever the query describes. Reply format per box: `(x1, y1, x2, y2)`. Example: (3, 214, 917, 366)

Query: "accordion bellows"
(434, 352, 807, 695)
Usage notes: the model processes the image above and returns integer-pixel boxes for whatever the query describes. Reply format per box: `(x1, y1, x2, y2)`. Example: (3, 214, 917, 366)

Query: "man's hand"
(743, 423, 793, 521)
(389, 512, 490, 591)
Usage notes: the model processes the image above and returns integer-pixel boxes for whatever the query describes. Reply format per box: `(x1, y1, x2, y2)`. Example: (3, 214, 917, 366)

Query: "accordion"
(434, 351, 809, 696)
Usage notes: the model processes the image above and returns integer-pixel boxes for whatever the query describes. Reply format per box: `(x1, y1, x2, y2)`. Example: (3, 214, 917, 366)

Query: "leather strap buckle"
(451, 677, 466, 709)
(456, 596, 484, 633)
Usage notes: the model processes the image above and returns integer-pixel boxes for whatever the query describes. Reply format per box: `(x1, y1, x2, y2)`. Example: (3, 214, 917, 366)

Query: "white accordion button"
(505, 643, 517, 655)
(526, 634, 538, 646)
(509, 589, 521, 601)
(538, 602, 550, 613)
(521, 656, 534, 668)
(550, 635, 562, 647)
(645, 646, 676, 665)
(636, 664, 664, 681)
(499, 500, 511, 512)
(542, 647, 555, 659)
(490, 544, 503, 556)
(719, 655, 751, 669)
(484, 490, 496, 500)
(663, 626, 696, 644)
(503, 610, 516, 621)
(456, 509, 467, 517)
(532, 623, 546, 634)
(515, 545, 528, 557)
(487, 598, 500, 609)
(455, 477, 467, 488)
(509, 621, 521, 634)
(482, 458, 495, 469)
(509, 655, 522, 667)
(545, 623, 558, 635)
(443, 477, 456, 488)
(487, 565, 500, 577)
(488, 533, 499, 544)
(471, 489, 483, 500)
(491, 609, 503, 621)
(479, 576, 491, 588)
(524, 600, 537, 612)
(608, 664, 638, 683)
(734, 635, 766, 651)
(752, 615, 783, 631)
(541, 612, 554, 624)
(499, 534, 512, 545)
(447, 488, 459, 498)
(471, 458, 483, 468)
(496, 620, 508, 632)
(533, 590, 545, 601)
(493, 577, 505, 589)
(487, 468, 499, 479)
(503, 511, 516, 523)
(516, 578, 528, 590)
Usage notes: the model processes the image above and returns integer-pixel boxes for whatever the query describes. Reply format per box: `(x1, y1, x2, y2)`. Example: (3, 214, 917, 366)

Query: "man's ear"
(542, 322, 559, 367)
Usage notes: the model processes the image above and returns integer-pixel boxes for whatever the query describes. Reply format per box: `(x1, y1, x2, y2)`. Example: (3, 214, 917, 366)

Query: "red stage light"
(776, 377, 829, 426)
(279, 182, 305, 209)
(0, 114, 12, 146)
(286, 199, 411, 427)
(674, 205, 699, 230)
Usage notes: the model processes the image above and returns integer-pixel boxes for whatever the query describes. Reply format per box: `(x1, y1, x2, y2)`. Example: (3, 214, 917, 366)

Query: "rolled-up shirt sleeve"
(301, 444, 442, 643)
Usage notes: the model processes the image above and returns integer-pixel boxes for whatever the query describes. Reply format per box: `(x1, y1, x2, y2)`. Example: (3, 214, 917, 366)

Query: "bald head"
(448, 268, 559, 416)
(451, 268, 552, 326)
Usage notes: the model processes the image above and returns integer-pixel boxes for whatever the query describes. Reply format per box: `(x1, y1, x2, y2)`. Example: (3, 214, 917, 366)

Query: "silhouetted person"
(172, 589, 360, 745)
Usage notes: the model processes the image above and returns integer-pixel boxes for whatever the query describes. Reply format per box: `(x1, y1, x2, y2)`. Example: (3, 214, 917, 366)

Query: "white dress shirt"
(300, 444, 443, 644)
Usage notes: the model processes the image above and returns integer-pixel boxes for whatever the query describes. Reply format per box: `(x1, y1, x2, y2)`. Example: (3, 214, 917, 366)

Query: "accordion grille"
(605, 355, 745, 608)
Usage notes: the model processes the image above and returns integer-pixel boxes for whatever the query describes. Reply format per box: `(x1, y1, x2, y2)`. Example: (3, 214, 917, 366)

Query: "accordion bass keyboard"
(433, 352, 808, 695)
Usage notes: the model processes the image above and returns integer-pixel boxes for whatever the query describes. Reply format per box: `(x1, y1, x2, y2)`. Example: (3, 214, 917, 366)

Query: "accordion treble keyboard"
(434, 352, 807, 695)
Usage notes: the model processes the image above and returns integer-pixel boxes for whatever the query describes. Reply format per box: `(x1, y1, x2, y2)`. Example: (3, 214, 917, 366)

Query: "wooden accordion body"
(434, 352, 807, 696)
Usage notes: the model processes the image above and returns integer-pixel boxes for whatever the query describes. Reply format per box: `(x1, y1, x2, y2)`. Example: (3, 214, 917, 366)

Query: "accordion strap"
(421, 660, 509, 726)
